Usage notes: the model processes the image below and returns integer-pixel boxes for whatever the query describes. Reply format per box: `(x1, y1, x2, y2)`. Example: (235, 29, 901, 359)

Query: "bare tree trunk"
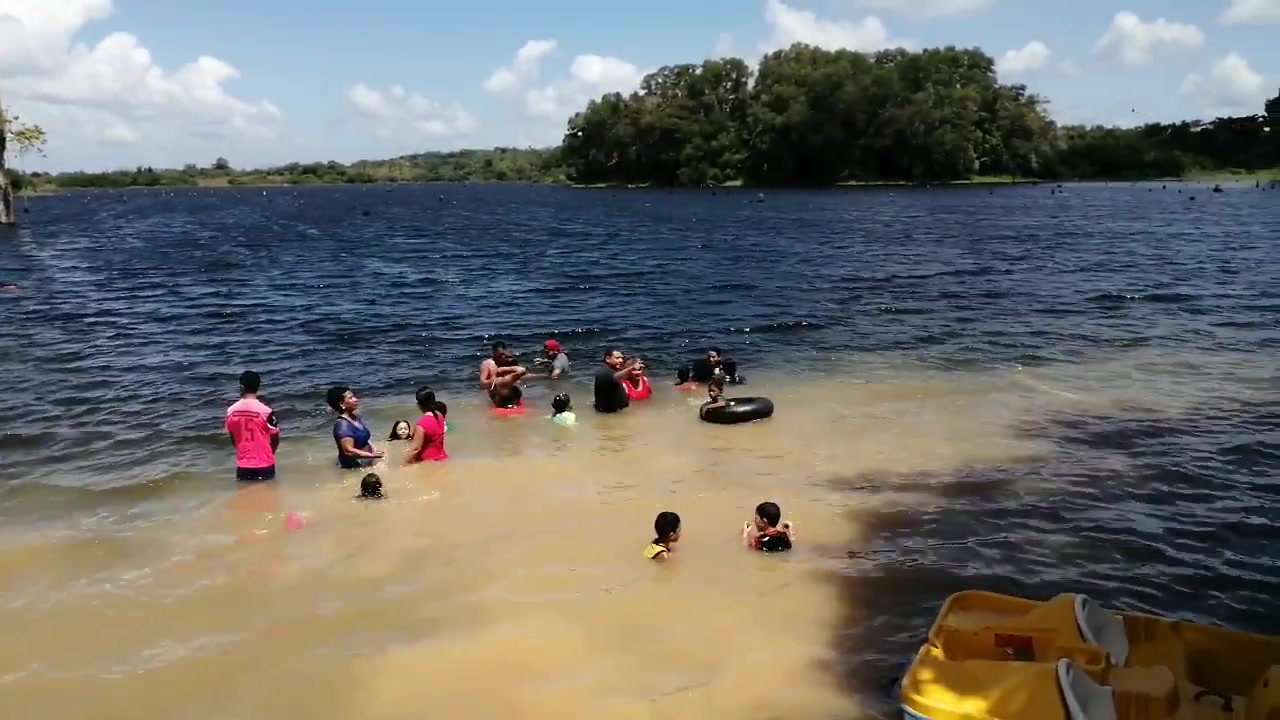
(0, 102, 14, 226)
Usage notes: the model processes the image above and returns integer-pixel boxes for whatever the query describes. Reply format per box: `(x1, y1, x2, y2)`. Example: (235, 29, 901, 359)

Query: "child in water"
(742, 501, 794, 552)
(646, 511, 682, 560)
(699, 374, 732, 418)
(435, 401, 452, 433)
(673, 365, 698, 391)
(550, 393, 577, 425)
(387, 420, 412, 442)
(358, 472, 384, 500)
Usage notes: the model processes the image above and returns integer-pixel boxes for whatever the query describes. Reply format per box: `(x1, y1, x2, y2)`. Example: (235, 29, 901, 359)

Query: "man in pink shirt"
(225, 370, 281, 481)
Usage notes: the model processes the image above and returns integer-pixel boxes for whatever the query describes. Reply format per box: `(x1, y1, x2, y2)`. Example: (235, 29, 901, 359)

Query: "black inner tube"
(701, 397, 774, 425)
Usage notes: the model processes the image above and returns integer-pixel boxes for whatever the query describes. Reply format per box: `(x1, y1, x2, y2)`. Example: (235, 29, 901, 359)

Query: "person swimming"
(742, 501, 794, 552)
(435, 400, 452, 433)
(673, 365, 698, 391)
(387, 420, 412, 441)
(698, 374, 731, 420)
(645, 511, 682, 560)
(357, 472, 384, 499)
(479, 341, 529, 408)
(623, 357, 652, 401)
(550, 393, 576, 425)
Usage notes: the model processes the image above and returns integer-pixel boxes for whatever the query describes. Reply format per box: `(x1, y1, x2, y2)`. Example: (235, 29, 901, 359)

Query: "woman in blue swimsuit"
(326, 385, 384, 469)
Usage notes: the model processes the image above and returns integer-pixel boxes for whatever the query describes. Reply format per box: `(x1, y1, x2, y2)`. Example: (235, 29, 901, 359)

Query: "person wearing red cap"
(537, 339, 570, 379)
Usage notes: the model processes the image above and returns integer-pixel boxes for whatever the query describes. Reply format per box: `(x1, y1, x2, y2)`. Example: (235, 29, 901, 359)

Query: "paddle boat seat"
(1058, 659, 1118, 720)
(1074, 594, 1130, 667)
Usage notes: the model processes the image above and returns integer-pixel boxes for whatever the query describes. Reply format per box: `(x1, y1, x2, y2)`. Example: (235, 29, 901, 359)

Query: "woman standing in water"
(405, 386, 448, 463)
(326, 385, 384, 469)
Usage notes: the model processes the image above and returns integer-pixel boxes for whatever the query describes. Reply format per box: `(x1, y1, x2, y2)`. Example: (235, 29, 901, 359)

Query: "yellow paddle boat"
(899, 590, 1280, 720)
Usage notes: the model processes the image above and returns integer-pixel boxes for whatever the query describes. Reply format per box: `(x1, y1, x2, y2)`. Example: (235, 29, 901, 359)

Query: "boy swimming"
(742, 501, 794, 552)
(698, 374, 731, 419)
(551, 393, 577, 425)
(645, 511, 682, 560)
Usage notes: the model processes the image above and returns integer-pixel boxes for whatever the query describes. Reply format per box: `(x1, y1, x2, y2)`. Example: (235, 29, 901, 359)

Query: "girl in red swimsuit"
(623, 358, 652, 401)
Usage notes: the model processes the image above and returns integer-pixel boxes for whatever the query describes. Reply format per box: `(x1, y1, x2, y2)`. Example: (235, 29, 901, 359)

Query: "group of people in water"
(223, 341, 782, 557)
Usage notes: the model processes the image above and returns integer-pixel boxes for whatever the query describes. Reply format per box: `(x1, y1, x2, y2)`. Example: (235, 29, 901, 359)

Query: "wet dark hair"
(434, 400, 448, 417)
(654, 511, 681, 542)
(708, 374, 725, 392)
(675, 366, 691, 384)
(387, 419, 412, 441)
(755, 501, 782, 528)
(415, 386, 443, 426)
(239, 370, 261, 394)
(603, 347, 622, 359)
(325, 385, 350, 412)
(552, 393, 572, 414)
(708, 346, 722, 357)
(359, 473, 384, 499)
(491, 341, 509, 355)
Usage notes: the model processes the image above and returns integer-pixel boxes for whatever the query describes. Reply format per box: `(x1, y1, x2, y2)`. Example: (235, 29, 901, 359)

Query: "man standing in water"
(225, 370, 280, 481)
(691, 346, 741, 384)
(478, 341, 528, 407)
(594, 348, 639, 413)
(537, 339, 570, 379)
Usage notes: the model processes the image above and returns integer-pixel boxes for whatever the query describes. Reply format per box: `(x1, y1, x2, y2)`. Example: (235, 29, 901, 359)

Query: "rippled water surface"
(0, 182, 1277, 719)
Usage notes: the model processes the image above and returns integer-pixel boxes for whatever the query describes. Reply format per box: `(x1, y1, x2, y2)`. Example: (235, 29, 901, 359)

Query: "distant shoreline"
(13, 167, 1277, 196)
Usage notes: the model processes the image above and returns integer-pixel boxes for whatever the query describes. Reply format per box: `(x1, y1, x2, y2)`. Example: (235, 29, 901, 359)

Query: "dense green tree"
(559, 44, 1278, 186)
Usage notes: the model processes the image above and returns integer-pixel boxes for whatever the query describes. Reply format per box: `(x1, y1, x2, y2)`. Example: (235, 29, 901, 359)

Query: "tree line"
(558, 45, 1278, 185)
(6, 44, 1278, 196)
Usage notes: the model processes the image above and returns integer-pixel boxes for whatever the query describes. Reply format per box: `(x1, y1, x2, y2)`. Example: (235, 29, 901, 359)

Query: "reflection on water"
(1, 351, 1275, 718)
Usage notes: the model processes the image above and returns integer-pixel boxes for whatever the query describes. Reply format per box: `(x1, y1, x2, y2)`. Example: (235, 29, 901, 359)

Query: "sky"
(1, 0, 1277, 172)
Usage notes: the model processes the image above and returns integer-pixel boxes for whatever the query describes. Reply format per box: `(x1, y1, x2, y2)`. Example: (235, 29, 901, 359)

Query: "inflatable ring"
(701, 397, 774, 425)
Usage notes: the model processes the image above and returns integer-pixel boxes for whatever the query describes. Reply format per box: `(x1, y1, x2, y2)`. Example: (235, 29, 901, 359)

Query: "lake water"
(0, 181, 1276, 719)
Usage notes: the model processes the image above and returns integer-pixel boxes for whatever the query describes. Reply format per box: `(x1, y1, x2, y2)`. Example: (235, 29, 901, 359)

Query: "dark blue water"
(1, 182, 1277, 716)
(3, 183, 1274, 487)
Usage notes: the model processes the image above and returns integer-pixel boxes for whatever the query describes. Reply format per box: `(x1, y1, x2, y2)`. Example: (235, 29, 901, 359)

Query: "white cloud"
(482, 39, 648, 143)
(1093, 11, 1204, 67)
(1220, 0, 1280, 24)
(522, 54, 648, 120)
(0, 0, 281, 161)
(761, 0, 907, 53)
(1179, 52, 1269, 117)
(482, 39, 557, 94)
(846, 0, 992, 20)
(996, 41, 1051, 76)
(346, 83, 476, 139)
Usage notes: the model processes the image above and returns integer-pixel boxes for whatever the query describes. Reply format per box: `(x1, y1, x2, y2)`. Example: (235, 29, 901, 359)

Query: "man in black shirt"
(594, 347, 637, 413)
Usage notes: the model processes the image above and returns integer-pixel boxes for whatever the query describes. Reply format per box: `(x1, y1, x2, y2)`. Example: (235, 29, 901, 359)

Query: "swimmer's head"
(603, 347, 625, 369)
(707, 347, 723, 366)
(326, 386, 358, 413)
(359, 473, 384, 499)
(491, 341, 513, 365)
(434, 400, 448, 418)
(415, 386, 439, 414)
(388, 420, 412, 441)
(675, 365, 691, 384)
(707, 375, 725, 400)
(754, 501, 782, 531)
(552, 393, 572, 414)
(654, 511, 682, 546)
(239, 370, 262, 396)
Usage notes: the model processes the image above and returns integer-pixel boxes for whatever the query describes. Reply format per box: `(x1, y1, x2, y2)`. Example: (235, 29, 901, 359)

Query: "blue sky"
(1, 0, 1276, 171)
